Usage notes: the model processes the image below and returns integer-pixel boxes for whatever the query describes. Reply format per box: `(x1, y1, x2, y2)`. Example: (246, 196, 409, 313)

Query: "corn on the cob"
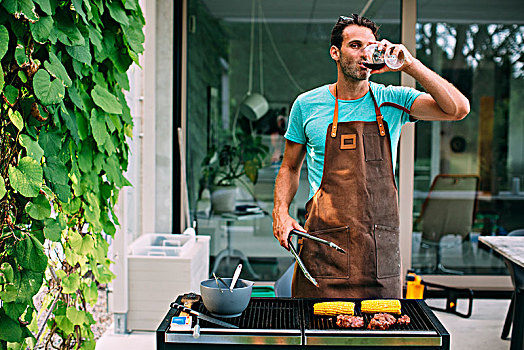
(361, 299, 401, 315)
(313, 301, 355, 316)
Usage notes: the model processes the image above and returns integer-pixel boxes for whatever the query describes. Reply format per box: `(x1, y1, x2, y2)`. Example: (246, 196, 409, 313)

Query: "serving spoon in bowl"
(230, 263, 243, 292)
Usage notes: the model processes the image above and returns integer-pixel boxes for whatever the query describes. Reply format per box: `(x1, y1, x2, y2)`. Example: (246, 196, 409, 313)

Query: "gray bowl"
(200, 278, 254, 317)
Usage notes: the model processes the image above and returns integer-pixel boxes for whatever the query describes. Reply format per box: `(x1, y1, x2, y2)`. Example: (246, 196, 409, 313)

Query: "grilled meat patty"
(367, 313, 397, 330)
(397, 314, 411, 325)
(336, 315, 365, 328)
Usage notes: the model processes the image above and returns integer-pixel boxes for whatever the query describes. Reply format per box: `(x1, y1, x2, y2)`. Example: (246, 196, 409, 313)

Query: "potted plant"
(201, 132, 269, 213)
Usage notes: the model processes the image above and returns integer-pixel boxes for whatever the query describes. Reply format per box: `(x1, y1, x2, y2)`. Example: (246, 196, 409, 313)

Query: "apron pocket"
(299, 226, 350, 279)
(363, 133, 384, 161)
(373, 224, 400, 279)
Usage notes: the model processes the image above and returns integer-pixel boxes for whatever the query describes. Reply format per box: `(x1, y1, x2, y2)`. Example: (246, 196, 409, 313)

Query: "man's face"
(334, 25, 376, 81)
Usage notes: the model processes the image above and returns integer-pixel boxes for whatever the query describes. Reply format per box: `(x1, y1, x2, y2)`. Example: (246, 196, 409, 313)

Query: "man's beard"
(339, 53, 369, 81)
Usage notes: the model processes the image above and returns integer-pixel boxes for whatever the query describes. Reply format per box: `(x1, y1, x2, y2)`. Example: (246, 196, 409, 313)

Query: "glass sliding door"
(186, 0, 402, 280)
(412, 0, 524, 276)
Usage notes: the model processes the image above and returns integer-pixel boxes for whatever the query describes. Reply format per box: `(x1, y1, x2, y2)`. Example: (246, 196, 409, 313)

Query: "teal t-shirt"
(285, 82, 423, 200)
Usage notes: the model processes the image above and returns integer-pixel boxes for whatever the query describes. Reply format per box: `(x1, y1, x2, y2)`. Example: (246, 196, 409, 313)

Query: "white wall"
(110, 0, 177, 326)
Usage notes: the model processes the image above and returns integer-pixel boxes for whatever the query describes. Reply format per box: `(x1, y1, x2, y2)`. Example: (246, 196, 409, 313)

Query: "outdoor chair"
(417, 174, 479, 274)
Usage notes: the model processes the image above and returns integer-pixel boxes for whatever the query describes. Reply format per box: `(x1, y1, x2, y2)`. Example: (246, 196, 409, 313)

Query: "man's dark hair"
(330, 14, 379, 49)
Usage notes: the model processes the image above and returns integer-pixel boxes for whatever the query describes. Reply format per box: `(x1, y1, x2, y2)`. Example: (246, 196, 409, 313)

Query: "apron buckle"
(377, 115, 386, 136)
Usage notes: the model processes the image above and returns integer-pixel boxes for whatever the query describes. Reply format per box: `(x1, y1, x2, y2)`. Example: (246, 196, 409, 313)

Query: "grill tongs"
(288, 229, 346, 288)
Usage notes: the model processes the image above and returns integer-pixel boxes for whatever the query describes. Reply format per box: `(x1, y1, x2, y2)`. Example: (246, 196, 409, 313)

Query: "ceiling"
(202, 0, 524, 25)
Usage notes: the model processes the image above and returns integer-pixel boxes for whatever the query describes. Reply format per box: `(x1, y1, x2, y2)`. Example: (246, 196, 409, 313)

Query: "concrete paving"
(427, 298, 511, 350)
(96, 298, 513, 350)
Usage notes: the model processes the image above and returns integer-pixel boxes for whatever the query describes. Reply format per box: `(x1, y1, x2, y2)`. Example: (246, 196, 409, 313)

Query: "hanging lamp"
(239, 0, 268, 121)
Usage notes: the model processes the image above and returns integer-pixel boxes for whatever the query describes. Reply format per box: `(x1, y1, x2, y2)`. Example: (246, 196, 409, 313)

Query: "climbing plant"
(0, 0, 144, 347)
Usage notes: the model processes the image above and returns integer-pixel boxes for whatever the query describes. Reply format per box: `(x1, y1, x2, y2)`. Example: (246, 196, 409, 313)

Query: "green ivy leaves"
(61, 273, 80, 294)
(19, 134, 44, 161)
(69, 230, 94, 255)
(4, 85, 19, 105)
(45, 52, 72, 87)
(0, 177, 6, 200)
(8, 109, 24, 131)
(0, 309, 22, 342)
(15, 235, 48, 272)
(91, 85, 122, 114)
(29, 16, 54, 43)
(33, 0, 52, 15)
(65, 41, 92, 64)
(107, 0, 129, 26)
(16, 269, 44, 303)
(38, 129, 62, 157)
(90, 109, 111, 152)
(33, 69, 65, 105)
(1, 0, 39, 22)
(8, 157, 43, 197)
(67, 307, 87, 325)
(44, 216, 66, 241)
(25, 193, 51, 220)
(0, 262, 14, 282)
(0, 0, 145, 346)
(53, 10, 85, 46)
(0, 25, 8, 59)
(44, 155, 71, 202)
(0, 64, 4, 94)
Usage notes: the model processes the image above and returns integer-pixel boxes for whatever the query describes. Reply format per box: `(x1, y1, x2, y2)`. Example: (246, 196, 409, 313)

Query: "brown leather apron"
(291, 84, 404, 298)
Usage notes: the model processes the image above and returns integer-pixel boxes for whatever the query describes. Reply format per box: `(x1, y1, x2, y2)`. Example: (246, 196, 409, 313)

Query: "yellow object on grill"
(313, 301, 355, 316)
(361, 299, 401, 315)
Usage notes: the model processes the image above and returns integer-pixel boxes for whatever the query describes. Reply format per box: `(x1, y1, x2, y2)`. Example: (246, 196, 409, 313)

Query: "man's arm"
(404, 60, 470, 121)
(372, 40, 470, 121)
(273, 140, 307, 250)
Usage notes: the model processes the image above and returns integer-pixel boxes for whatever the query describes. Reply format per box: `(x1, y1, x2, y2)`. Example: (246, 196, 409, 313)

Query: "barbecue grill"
(157, 294, 450, 350)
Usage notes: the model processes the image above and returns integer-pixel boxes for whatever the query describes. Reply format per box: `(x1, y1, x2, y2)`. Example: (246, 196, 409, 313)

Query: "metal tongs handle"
(288, 235, 319, 288)
(291, 229, 346, 254)
(171, 303, 238, 329)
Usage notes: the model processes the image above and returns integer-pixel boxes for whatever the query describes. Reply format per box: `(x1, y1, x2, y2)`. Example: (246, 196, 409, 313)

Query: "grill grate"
(187, 298, 302, 330)
(174, 298, 436, 332)
(303, 299, 434, 331)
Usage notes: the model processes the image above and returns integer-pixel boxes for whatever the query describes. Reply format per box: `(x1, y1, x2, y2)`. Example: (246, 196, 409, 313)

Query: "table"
(479, 236, 524, 350)
(210, 212, 265, 279)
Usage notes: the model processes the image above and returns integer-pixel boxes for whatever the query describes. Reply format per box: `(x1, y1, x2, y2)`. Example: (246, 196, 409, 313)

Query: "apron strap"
(331, 84, 388, 138)
(368, 87, 386, 137)
(380, 101, 411, 114)
(331, 85, 339, 137)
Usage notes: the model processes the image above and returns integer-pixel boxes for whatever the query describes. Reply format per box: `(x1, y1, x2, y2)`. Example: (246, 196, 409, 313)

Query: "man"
(272, 14, 469, 298)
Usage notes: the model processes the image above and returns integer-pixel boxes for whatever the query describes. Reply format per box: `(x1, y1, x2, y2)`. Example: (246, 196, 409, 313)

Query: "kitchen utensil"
(213, 274, 223, 293)
(200, 278, 254, 317)
(193, 318, 200, 339)
(213, 272, 226, 293)
(215, 273, 230, 289)
(291, 229, 346, 253)
(230, 263, 243, 292)
(171, 303, 238, 329)
(287, 236, 319, 287)
(286, 229, 347, 287)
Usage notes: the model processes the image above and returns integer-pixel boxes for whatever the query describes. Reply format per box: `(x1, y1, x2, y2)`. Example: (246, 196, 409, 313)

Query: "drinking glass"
(363, 44, 405, 70)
